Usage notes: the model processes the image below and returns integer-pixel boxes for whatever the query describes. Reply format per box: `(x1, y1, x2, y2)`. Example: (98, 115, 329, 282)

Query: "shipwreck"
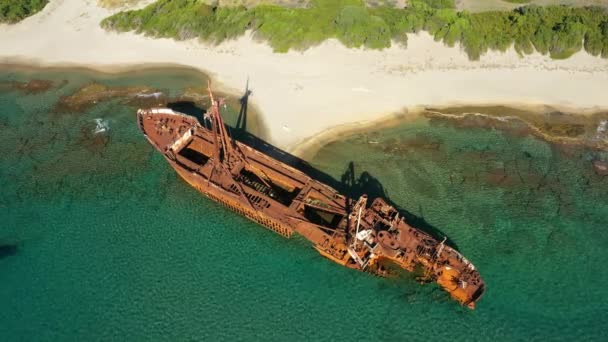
(137, 85, 485, 308)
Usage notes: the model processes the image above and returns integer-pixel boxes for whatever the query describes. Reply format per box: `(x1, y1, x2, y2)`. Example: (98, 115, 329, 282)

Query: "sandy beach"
(1, 0, 608, 154)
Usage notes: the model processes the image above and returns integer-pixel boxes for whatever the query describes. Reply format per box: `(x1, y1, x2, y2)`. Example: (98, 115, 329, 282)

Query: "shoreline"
(3, 60, 608, 159)
(0, 60, 234, 93)
(289, 109, 421, 160)
(0, 60, 206, 75)
(292, 103, 608, 160)
(1, 0, 608, 158)
(3, 61, 607, 159)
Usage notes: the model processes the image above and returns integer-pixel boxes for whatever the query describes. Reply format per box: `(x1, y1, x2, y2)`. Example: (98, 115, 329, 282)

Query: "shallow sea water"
(1, 66, 607, 341)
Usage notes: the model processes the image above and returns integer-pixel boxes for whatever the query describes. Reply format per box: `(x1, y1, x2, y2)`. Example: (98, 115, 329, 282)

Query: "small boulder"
(592, 160, 608, 176)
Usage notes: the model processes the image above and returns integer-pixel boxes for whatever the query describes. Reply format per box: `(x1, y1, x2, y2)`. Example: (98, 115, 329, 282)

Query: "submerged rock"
(54, 82, 159, 113)
(0, 79, 54, 94)
(425, 106, 608, 151)
(78, 121, 110, 154)
(15, 79, 54, 94)
(592, 160, 608, 176)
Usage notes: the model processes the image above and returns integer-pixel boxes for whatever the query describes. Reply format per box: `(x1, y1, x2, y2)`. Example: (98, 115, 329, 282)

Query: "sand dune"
(1, 0, 607, 154)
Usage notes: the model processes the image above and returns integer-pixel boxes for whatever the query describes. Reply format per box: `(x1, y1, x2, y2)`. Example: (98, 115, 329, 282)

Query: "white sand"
(1, 0, 608, 154)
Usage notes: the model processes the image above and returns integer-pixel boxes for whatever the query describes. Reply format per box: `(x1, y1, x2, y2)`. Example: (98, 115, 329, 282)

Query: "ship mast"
(208, 81, 232, 163)
(206, 82, 278, 192)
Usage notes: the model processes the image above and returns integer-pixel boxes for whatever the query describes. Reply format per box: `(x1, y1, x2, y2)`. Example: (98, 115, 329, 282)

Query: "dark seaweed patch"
(0, 244, 18, 259)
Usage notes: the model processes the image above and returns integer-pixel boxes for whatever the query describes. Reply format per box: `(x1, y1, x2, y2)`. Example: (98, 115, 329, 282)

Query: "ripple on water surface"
(1, 66, 607, 341)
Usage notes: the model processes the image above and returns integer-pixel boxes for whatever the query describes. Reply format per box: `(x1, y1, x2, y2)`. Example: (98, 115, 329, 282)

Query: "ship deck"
(136, 101, 485, 308)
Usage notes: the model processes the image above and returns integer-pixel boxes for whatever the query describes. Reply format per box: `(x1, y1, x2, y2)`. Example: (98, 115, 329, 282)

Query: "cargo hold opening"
(178, 141, 210, 166)
(304, 206, 343, 229)
(238, 169, 300, 207)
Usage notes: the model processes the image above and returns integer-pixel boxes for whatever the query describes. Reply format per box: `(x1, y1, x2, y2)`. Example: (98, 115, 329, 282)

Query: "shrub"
(0, 0, 48, 23)
(100, 0, 608, 61)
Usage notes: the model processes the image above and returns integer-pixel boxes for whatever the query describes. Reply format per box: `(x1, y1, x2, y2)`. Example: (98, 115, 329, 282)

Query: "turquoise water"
(1, 66, 607, 341)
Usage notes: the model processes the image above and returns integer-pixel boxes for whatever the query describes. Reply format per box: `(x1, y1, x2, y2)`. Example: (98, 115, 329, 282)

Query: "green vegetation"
(0, 0, 47, 23)
(503, 0, 532, 4)
(419, 0, 456, 9)
(101, 0, 608, 60)
(97, 0, 145, 9)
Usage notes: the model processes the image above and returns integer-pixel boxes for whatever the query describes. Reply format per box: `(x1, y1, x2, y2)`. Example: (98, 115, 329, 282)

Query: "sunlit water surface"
(1, 66, 607, 341)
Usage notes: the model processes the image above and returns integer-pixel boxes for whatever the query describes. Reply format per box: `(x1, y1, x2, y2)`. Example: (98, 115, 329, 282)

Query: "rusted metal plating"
(137, 86, 485, 308)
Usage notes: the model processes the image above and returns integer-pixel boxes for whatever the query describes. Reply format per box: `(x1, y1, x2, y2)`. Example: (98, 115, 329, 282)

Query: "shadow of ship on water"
(165, 86, 460, 251)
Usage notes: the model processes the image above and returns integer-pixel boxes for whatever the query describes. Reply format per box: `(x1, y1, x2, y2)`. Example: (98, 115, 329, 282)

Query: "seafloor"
(1, 66, 607, 341)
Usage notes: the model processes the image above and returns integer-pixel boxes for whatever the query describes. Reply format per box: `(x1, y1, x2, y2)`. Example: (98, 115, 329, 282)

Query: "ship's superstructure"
(137, 86, 485, 308)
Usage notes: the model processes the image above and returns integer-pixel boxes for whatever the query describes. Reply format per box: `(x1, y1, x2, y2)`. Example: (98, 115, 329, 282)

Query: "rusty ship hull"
(137, 87, 485, 308)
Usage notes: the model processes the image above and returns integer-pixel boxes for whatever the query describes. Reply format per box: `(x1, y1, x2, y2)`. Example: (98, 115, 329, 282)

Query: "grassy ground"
(457, 0, 608, 13)
(205, 0, 310, 7)
(98, 0, 146, 9)
(96, 0, 608, 11)
(98, 0, 409, 9)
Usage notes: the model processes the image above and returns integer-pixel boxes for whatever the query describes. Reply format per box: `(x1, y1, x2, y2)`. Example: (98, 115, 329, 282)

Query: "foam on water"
(597, 120, 607, 140)
(92, 118, 110, 134)
(136, 91, 164, 99)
